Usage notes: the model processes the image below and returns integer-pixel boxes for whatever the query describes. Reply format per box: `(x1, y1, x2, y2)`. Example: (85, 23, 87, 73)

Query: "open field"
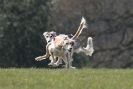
(0, 68, 133, 89)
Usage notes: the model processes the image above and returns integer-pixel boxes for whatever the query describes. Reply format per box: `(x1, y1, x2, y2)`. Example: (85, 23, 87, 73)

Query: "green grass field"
(0, 68, 133, 89)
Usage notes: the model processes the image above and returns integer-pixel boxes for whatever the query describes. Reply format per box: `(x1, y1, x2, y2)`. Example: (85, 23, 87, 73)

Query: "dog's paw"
(35, 56, 44, 61)
(70, 66, 76, 69)
(48, 63, 59, 67)
(53, 63, 59, 67)
(48, 62, 54, 66)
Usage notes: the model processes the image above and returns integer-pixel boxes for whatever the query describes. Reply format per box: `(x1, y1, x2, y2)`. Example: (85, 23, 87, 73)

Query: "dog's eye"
(66, 43, 69, 45)
(46, 36, 48, 38)
(50, 36, 53, 38)
(70, 42, 74, 46)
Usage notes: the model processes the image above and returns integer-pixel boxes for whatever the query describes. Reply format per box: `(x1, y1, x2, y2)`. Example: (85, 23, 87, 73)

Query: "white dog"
(43, 31, 56, 43)
(36, 18, 94, 68)
(35, 17, 93, 68)
(46, 36, 75, 68)
(37, 32, 70, 66)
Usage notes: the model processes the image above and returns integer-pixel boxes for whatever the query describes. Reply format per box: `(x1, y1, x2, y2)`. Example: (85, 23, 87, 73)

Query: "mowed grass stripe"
(0, 68, 133, 89)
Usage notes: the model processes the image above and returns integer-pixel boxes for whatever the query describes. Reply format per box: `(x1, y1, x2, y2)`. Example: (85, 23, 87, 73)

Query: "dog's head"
(43, 31, 56, 43)
(62, 38, 75, 52)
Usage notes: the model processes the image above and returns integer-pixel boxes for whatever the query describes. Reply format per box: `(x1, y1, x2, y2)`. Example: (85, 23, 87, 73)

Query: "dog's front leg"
(54, 57, 62, 66)
(48, 56, 56, 66)
(62, 53, 70, 68)
(48, 53, 55, 66)
(69, 58, 76, 69)
(68, 52, 76, 69)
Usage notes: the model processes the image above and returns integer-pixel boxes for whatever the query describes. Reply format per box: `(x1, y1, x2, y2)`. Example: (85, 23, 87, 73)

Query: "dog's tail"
(72, 17, 87, 39)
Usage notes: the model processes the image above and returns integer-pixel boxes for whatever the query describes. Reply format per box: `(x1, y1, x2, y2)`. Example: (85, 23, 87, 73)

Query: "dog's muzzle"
(68, 48, 72, 52)
(48, 40, 51, 43)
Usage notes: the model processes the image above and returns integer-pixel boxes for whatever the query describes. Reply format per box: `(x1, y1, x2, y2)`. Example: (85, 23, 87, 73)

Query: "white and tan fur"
(36, 33, 69, 66)
(35, 31, 59, 65)
(43, 31, 56, 43)
(47, 36, 75, 68)
(36, 18, 86, 66)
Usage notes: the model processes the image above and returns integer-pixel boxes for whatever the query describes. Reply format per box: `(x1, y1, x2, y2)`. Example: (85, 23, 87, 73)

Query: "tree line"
(0, 0, 133, 68)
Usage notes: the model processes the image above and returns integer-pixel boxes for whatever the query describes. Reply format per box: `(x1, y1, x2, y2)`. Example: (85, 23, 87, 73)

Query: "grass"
(0, 68, 133, 89)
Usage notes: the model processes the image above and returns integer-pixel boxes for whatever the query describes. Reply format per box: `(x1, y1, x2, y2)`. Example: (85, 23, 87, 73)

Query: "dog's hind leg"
(35, 55, 46, 61)
(48, 53, 56, 66)
(74, 37, 94, 56)
(54, 57, 62, 66)
(83, 37, 94, 56)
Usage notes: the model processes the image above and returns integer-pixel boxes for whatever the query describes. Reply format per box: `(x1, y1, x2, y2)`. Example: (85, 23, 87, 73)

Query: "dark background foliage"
(0, 0, 51, 67)
(0, 0, 133, 68)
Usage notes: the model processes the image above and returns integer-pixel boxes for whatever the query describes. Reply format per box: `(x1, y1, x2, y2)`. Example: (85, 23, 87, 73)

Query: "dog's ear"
(68, 34, 73, 38)
(64, 37, 68, 40)
(51, 31, 56, 37)
(43, 32, 48, 36)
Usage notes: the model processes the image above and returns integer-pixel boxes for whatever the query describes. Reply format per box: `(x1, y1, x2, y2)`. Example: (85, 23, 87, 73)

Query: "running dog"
(35, 17, 87, 68)
(45, 36, 75, 68)
(37, 33, 70, 66)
